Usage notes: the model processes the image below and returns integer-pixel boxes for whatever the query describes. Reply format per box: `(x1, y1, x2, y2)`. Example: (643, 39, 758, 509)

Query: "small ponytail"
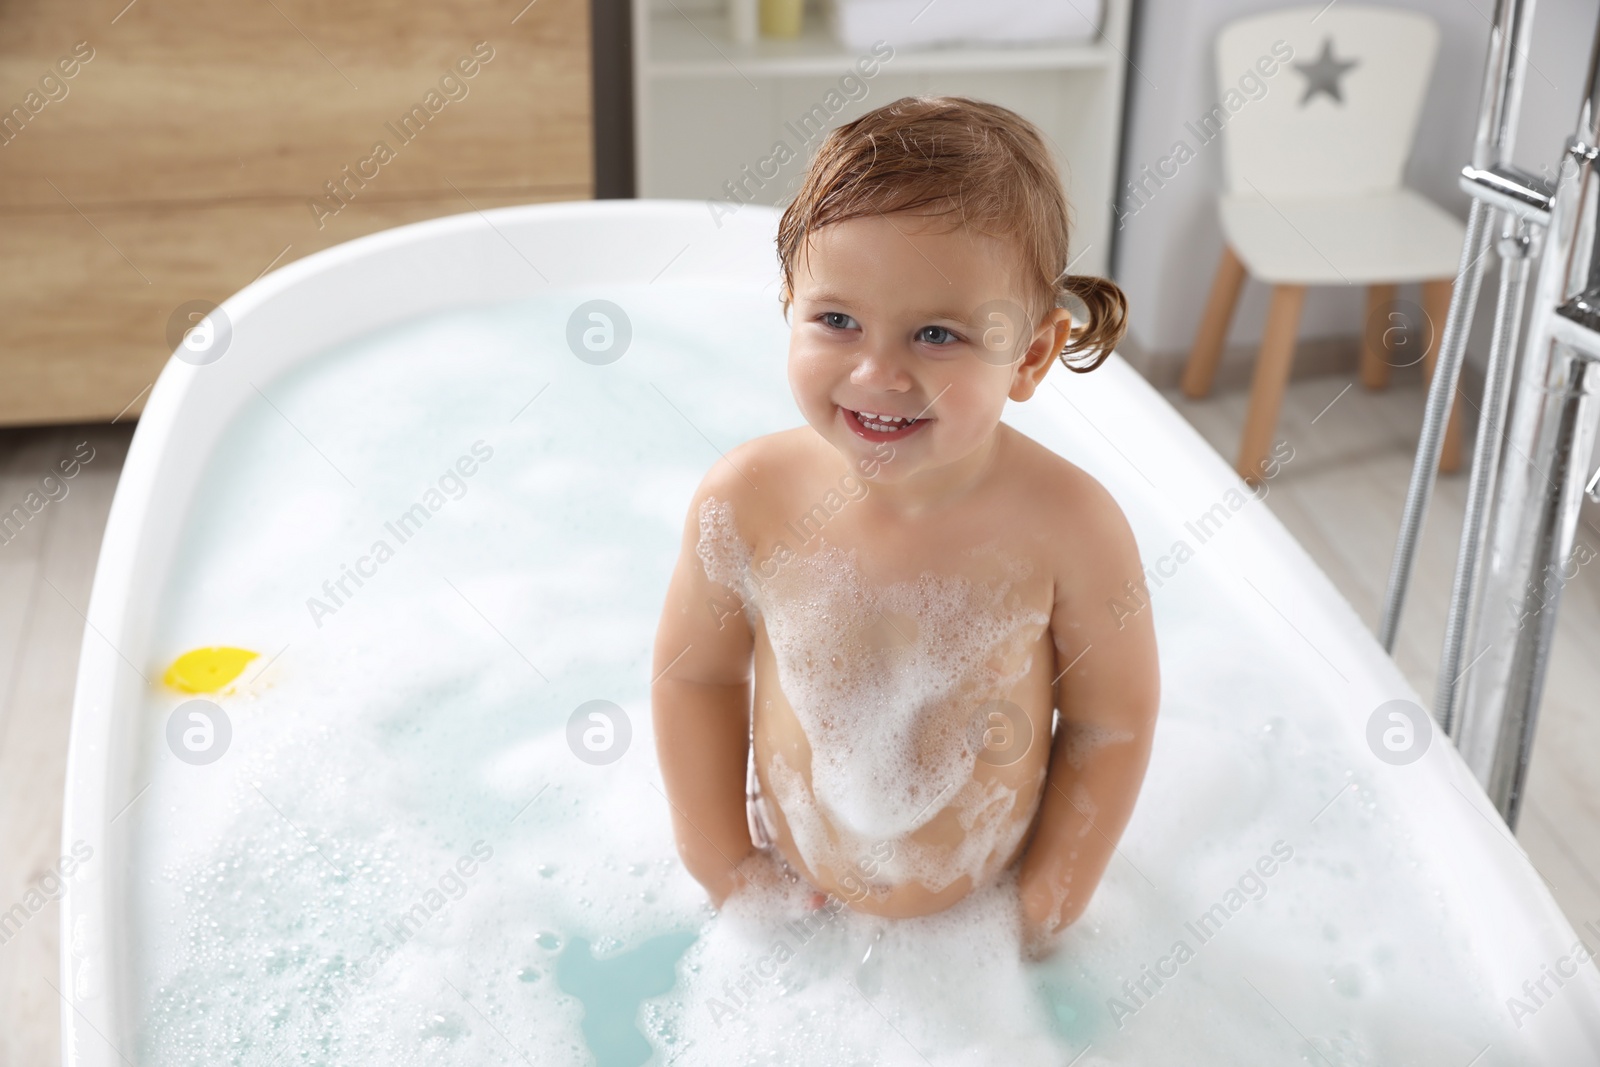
(1056, 274, 1129, 373)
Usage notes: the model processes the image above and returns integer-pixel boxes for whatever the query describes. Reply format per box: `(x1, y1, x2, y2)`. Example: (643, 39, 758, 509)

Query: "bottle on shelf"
(759, 0, 803, 38)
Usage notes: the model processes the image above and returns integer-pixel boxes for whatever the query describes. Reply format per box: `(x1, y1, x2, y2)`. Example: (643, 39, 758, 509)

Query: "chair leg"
(1181, 244, 1247, 399)
(1236, 284, 1307, 483)
(1420, 278, 1464, 473)
(1360, 283, 1398, 390)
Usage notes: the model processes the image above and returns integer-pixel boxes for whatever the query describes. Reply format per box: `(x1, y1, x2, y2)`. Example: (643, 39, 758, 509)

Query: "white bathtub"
(61, 200, 1600, 1063)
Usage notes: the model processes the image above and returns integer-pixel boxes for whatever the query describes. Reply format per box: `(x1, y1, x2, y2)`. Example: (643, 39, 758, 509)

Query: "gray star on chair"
(1293, 38, 1359, 106)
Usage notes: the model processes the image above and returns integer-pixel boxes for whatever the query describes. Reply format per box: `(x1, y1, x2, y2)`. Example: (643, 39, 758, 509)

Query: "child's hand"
(713, 847, 799, 908)
(1021, 915, 1063, 962)
(1018, 871, 1067, 961)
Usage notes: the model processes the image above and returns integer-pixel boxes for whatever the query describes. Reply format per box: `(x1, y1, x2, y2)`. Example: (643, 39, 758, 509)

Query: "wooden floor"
(1, 372, 1598, 1059)
(0, 421, 133, 1066)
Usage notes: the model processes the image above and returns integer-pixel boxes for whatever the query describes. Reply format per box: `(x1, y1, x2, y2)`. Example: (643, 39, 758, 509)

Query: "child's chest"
(741, 506, 1055, 699)
(753, 472, 1050, 607)
(737, 504, 1059, 842)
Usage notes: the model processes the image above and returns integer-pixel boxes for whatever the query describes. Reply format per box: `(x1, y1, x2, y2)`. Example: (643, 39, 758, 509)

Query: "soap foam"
(696, 496, 760, 617)
(655, 858, 1065, 1066)
(697, 495, 1051, 893)
(766, 748, 1031, 898)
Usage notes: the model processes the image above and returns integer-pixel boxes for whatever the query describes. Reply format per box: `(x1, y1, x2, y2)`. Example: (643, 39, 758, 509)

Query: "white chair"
(1180, 4, 1466, 481)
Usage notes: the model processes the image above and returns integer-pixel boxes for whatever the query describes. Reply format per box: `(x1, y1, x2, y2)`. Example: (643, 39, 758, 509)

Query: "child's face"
(786, 212, 1069, 488)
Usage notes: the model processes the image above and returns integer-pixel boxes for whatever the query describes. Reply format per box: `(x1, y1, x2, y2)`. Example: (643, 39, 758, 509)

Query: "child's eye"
(820, 311, 858, 330)
(917, 325, 960, 346)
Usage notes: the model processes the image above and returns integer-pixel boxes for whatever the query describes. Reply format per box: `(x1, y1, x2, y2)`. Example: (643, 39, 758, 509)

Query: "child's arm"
(651, 465, 761, 907)
(1016, 477, 1160, 954)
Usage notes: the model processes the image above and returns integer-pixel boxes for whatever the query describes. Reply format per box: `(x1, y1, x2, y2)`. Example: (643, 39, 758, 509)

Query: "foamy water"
(127, 281, 1542, 1065)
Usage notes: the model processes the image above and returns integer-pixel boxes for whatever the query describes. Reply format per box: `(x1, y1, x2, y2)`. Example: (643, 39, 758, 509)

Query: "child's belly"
(745, 559, 1056, 917)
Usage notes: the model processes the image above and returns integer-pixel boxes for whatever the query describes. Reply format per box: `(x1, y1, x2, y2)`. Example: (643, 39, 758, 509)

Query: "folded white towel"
(828, 0, 1104, 51)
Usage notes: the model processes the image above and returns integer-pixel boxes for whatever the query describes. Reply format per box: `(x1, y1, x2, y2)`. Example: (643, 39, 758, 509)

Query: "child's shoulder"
(687, 426, 816, 526)
(996, 423, 1135, 550)
(999, 423, 1118, 510)
(732, 426, 818, 474)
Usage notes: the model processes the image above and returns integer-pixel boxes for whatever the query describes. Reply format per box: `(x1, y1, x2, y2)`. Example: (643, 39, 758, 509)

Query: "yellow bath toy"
(164, 646, 259, 693)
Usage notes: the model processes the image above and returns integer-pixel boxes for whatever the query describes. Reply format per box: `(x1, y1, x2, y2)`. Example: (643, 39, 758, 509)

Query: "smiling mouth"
(841, 406, 931, 440)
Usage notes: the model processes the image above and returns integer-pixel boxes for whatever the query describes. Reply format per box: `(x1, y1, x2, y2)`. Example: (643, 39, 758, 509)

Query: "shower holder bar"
(1459, 163, 1555, 224)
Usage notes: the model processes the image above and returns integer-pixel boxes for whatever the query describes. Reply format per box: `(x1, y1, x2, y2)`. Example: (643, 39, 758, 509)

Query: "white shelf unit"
(631, 0, 1132, 279)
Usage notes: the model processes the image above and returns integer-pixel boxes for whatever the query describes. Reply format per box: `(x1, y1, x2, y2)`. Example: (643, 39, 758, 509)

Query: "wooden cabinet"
(0, 0, 594, 426)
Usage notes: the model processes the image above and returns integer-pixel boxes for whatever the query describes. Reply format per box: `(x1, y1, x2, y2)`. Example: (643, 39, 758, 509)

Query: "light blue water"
(126, 282, 1534, 1065)
(556, 932, 698, 1065)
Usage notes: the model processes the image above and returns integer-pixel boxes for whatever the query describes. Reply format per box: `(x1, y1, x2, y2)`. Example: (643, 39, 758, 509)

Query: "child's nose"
(849, 341, 913, 391)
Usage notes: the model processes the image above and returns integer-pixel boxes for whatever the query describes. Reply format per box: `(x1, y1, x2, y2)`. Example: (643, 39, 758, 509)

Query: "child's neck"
(838, 424, 1005, 522)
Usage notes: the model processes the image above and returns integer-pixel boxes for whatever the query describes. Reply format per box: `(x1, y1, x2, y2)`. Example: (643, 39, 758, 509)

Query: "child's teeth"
(851, 408, 917, 432)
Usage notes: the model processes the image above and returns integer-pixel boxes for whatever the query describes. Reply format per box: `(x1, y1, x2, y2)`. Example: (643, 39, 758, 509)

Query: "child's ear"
(1008, 308, 1073, 402)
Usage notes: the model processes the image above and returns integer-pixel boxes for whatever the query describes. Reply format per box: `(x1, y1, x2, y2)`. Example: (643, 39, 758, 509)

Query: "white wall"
(1112, 0, 1597, 361)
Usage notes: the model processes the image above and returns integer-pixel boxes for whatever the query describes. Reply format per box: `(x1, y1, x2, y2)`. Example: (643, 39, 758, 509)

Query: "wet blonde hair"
(776, 95, 1128, 372)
